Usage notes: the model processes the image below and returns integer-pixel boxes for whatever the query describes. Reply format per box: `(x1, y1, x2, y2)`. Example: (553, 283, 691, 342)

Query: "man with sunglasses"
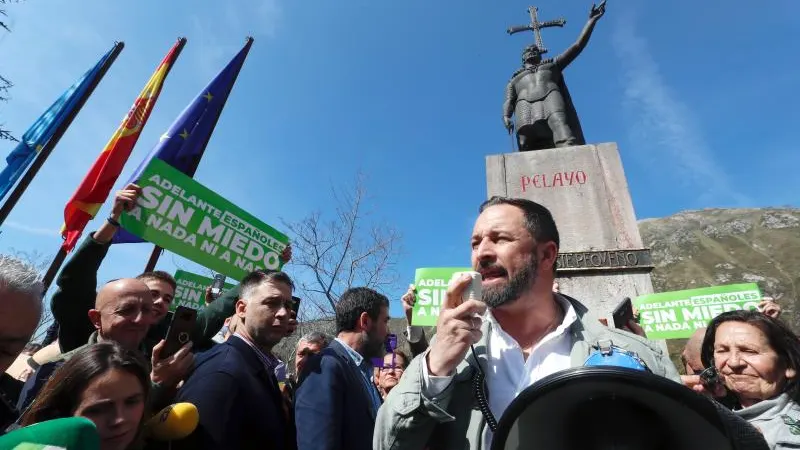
(293, 332, 332, 382)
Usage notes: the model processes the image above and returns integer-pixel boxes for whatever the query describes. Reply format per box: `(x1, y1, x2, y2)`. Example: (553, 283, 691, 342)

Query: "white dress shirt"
(423, 294, 578, 449)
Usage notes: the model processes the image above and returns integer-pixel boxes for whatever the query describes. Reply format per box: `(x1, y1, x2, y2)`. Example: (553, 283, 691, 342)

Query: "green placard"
(634, 283, 763, 340)
(120, 158, 289, 281)
(412, 267, 471, 326)
(172, 270, 236, 312)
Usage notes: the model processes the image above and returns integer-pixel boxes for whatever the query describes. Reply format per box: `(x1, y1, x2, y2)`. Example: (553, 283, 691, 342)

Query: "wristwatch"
(107, 216, 121, 227)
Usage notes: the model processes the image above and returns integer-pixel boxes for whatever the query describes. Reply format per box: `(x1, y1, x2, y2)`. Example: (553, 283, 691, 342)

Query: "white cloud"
(4, 220, 59, 237)
(611, 9, 750, 207)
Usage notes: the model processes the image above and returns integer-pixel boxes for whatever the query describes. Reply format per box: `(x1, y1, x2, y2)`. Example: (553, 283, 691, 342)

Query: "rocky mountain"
(640, 207, 800, 365)
(275, 208, 800, 371)
(640, 207, 800, 328)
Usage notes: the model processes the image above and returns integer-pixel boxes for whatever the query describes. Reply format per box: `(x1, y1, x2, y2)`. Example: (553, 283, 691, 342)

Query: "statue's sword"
(506, 6, 566, 55)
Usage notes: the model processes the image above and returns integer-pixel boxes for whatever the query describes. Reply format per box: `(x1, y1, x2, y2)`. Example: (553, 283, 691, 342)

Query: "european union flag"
(0, 45, 117, 203)
(113, 38, 253, 244)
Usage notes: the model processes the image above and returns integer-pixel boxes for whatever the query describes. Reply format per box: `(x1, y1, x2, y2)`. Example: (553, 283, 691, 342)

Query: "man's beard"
(481, 256, 538, 308)
(249, 323, 283, 351)
(362, 327, 386, 360)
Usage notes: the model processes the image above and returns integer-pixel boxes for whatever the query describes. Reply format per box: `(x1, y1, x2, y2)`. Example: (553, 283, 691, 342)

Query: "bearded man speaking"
(373, 197, 680, 450)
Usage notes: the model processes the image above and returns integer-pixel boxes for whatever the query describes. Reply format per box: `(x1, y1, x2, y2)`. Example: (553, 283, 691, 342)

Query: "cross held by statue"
(506, 6, 567, 55)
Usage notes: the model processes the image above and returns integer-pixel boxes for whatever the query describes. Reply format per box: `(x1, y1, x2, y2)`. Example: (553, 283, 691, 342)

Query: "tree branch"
(281, 173, 401, 318)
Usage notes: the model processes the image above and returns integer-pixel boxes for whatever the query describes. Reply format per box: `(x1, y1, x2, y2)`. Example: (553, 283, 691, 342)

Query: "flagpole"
(0, 42, 125, 228)
(41, 38, 188, 293)
(42, 247, 68, 291)
(143, 36, 255, 273)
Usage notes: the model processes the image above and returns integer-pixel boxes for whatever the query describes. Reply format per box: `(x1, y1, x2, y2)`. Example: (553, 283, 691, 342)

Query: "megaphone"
(490, 366, 769, 450)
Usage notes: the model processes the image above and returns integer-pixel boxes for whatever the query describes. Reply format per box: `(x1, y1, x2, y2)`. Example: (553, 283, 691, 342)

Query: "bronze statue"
(503, 2, 606, 151)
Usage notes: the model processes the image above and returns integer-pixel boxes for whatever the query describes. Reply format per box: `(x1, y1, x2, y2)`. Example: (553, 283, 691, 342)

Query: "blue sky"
(0, 0, 798, 321)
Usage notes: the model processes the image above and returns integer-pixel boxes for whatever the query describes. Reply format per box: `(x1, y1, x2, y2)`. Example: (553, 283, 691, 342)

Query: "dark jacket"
(407, 329, 429, 358)
(51, 233, 112, 354)
(16, 333, 104, 412)
(15, 332, 172, 413)
(174, 336, 293, 450)
(294, 340, 380, 450)
(51, 234, 240, 356)
(0, 374, 22, 434)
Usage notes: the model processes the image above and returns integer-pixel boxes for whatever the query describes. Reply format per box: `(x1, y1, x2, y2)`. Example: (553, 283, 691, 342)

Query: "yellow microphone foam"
(147, 402, 199, 441)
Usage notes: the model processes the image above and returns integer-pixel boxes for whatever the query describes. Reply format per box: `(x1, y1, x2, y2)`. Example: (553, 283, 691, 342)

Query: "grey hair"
(0, 255, 44, 310)
(296, 331, 332, 351)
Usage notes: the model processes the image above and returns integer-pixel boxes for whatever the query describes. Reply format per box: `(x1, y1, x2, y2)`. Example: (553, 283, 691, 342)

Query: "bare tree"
(283, 173, 402, 317)
(0, 1, 11, 32)
(8, 248, 55, 342)
(0, 0, 20, 141)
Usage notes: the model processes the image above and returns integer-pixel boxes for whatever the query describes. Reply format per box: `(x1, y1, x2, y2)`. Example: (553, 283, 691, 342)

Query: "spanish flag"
(60, 38, 186, 252)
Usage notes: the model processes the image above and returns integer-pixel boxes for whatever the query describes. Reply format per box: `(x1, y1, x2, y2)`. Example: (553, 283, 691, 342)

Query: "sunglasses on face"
(297, 348, 320, 358)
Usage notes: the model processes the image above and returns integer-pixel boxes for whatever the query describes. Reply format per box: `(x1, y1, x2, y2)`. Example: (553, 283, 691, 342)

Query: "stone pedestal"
(486, 142, 655, 325)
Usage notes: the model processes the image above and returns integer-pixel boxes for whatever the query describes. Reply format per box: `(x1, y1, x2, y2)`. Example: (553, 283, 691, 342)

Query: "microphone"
(0, 416, 100, 449)
(145, 402, 199, 441)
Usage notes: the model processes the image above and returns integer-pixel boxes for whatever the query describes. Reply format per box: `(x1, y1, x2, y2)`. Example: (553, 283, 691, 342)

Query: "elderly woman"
(702, 310, 800, 449)
(375, 350, 410, 399)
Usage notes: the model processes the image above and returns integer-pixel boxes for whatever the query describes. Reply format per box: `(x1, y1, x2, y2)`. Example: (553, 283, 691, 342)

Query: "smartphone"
(612, 297, 634, 329)
(385, 333, 398, 353)
(699, 366, 721, 389)
(291, 296, 302, 314)
(211, 273, 226, 297)
(162, 306, 197, 358)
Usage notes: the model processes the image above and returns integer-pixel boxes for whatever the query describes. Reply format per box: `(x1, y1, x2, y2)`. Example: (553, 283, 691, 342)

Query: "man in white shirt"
(374, 196, 680, 450)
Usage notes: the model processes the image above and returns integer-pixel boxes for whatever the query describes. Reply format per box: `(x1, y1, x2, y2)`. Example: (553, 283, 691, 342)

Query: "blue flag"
(129, 42, 251, 179)
(113, 39, 253, 245)
(0, 45, 117, 203)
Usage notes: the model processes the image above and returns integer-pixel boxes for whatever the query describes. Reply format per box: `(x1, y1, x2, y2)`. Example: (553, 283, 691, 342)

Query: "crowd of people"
(0, 186, 797, 449)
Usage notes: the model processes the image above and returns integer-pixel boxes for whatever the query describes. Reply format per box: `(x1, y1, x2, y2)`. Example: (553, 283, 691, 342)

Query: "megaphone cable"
(470, 344, 498, 432)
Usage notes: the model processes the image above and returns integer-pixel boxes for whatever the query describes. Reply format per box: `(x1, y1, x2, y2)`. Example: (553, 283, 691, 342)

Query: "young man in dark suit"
(175, 270, 296, 450)
(294, 287, 390, 450)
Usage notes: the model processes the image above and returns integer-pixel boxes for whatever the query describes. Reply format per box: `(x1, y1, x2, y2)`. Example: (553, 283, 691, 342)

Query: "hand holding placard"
(120, 159, 289, 281)
(112, 183, 142, 217)
(401, 284, 416, 324)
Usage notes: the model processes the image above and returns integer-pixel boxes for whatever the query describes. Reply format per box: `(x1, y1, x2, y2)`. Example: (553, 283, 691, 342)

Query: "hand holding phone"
(291, 296, 302, 314)
(210, 273, 226, 298)
(162, 306, 198, 359)
(612, 297, 634, 329)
